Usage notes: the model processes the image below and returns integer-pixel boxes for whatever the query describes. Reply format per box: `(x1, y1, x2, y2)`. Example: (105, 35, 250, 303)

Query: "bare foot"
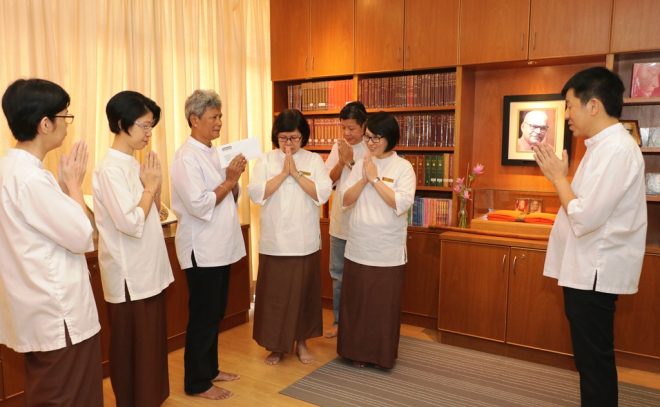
(193, 385, 232, 400)
(265, 352, 283, 365)
(324, 325, 338, 338)
(296, 342, 314, 364)
(214, 371, 240, 381)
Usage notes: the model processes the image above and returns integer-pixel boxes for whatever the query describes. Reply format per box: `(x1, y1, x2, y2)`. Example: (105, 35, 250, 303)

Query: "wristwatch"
(346, 159, 355, 170)
(371, 177, 381, 185)
(297, 170, 304, 179)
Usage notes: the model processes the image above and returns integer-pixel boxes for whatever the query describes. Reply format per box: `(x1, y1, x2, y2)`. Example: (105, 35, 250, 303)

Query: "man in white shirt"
(0, 79, 102, 406)
(323, 101, 368, 338)
(534, 67, 647, 407)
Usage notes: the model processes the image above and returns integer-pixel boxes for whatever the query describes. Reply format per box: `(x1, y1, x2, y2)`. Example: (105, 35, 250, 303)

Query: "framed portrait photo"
(631, 62, 660, 98)
(501, 94, 571, 166)
(620, 119, 642, 146)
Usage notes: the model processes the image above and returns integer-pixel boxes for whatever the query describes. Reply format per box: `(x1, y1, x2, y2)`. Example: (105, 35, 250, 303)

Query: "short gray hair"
(184, 89, 222, 127)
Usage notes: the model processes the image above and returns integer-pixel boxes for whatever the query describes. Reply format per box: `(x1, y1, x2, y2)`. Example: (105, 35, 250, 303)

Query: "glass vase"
(458, 198, 469, 228)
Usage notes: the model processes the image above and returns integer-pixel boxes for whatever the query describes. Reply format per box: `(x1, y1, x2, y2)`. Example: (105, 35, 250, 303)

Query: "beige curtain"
(0, 0, 272, 277)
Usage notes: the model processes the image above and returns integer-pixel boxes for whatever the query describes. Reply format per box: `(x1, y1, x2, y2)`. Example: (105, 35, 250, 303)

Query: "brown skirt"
(253, 251, 323, 353)
(107, 289, 169, 407)
(24, 330, 103, 407)
(337, 258, 405, 369)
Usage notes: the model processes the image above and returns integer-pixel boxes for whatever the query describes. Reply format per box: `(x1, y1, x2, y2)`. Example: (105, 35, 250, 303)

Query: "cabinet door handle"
(305, 56, 309, 72)
(501, 254, 507, 273)
(512, 255, 518, 274)
(521, 33, 525, 51)
(311, 56, 315, 71)
(398, 47, 402, 63)
(532, 32, 537, 51)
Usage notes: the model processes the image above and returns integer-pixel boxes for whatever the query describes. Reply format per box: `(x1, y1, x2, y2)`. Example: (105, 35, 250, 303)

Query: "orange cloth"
(486, 210, 519, 222)
(523, 212, 556, 225)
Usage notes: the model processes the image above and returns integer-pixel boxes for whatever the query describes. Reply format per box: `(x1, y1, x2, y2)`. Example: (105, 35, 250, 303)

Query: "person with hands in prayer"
(533, 67, 646, 407)
(323, 101, 368, 339)
(0, 78, 103, 407)
(338, 111, 416, 369)
(92, 91, 174, 407)
(248, 109, 332, 366)
(171, 89, 246, 401)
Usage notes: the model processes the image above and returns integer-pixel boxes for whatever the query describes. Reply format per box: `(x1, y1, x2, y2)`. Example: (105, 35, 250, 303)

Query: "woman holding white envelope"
(170, 89, 246, 401)
(248, 109, 332, 365)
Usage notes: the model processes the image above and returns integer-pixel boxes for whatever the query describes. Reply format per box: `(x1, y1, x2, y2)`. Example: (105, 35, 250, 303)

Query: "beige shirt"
(248, 148, 332, 256)
(0, 149, 100, 352)
(342, 152, 416, 267)
(93, 149, 174, 303)
(544, 123, 647, 294)
(324, 140, 368, 240)
(171, 137, 246, 269)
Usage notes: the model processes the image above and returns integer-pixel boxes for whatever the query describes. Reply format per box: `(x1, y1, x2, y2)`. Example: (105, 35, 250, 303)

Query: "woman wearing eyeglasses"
(338, 111, 416, 369)
(92, 91, 173, 407)
(248, 109, 332, 365)
(170, 89, 246, 401)
(0, 78, 102, 406)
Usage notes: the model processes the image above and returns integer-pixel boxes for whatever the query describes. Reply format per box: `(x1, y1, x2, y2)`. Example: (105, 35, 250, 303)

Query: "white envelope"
(217, 137, 262, 168)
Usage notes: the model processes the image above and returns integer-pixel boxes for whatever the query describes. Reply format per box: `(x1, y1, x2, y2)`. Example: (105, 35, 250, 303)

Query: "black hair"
(365, 111, 400, 152)
(1, 78, 70, 142)
(106, 91, 161, 134)
(339, 101, 368, 125)
(561, 67, 624, 118)
(271, 109, 310, 148)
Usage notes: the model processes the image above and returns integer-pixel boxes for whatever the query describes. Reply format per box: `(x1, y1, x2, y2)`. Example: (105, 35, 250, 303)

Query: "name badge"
(382, 176, 394, 183)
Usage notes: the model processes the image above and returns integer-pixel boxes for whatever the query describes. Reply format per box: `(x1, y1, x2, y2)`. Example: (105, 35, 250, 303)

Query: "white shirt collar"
(107, 148, 136, 162)
(187, 136, 214, 152)
(585, 123, 624, 147)
(7, 148, 44, 168)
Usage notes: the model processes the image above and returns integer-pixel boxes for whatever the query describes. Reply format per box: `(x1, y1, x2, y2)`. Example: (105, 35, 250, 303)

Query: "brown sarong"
(24, 330, 103, 407)
(253, 251, 323, 353)
(337, 258, 405, 369)
(107, 289, 169, 407)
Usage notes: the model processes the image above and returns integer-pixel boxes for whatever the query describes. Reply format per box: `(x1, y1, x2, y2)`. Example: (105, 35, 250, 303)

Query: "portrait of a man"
(518, 110, 553, 151)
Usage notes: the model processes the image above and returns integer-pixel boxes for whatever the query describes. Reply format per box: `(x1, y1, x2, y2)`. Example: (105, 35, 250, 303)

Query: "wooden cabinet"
(506, 248, 572, 354)
(402, 228, 441, 328)
(355, 0, 404, 73)
(0, 345, 22, 402)
(459, 0, 612, 64)
(438, 240, 509, 341)
(356, 0, 459, 73)
(404, 0, 459, 70)
(611, 0, 660, 53)
(270, 0, 354, 80)
(439, 235, 572, 355)
(459, 0, 530, 65)
(615, 254, 660, 358)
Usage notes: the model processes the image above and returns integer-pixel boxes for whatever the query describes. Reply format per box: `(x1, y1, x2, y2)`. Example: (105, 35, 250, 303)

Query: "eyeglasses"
(363, 135, 384, 144)
(524, 122, 549, 132)
(54, 114, 75, 124)
(134, 121, 155, 132)
(278, 135, 302, 143)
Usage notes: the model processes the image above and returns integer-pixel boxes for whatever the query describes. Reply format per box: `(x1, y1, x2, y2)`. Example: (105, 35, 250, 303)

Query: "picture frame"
(630, 62, 660, 98)
(501, 94, 571, 166)
(621, 119, 642, 146)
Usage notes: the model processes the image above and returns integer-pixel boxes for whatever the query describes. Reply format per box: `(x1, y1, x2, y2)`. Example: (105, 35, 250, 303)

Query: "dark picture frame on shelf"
(501, 94, 570, 166)
(620, 119, 642, 146)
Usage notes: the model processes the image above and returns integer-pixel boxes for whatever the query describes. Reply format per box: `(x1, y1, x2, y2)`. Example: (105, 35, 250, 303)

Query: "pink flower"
(453, 163, 484, 202)
(462, 190, 471, 200)
(472, 163, 484, 175)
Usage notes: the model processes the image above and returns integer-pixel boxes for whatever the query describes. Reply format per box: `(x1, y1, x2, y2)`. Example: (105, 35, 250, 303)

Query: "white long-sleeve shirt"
(544, 123, 647, 294)
(248, 148, 332, 256)
(170, 137, 246, 269)
(325, 141, 368, 240)
(92, 149, 173, 303)
(0, 149, 100, 352)
(342, 152, 416, 267)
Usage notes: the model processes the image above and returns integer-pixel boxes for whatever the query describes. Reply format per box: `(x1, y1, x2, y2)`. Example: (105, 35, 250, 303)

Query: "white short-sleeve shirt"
(0, 149, 100, 352)
(342, 152, 416, 267)
(170, 137, 246, 269)
(248, 148, 332, 256)
(93, 148, 174, 303)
